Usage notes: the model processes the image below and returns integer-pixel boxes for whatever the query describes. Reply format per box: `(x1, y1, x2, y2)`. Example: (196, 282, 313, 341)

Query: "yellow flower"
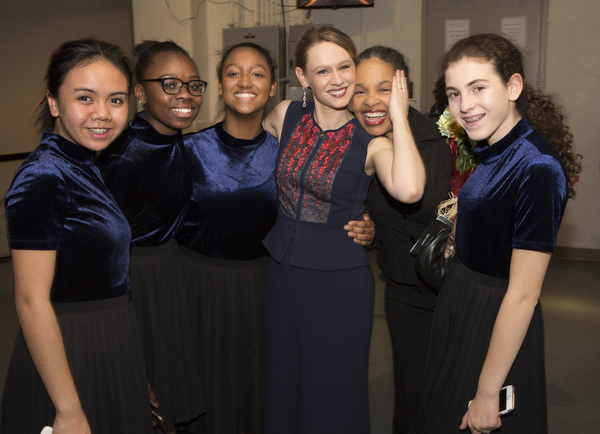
(436, 108, 453, 138)
(436, 108, 479, 175)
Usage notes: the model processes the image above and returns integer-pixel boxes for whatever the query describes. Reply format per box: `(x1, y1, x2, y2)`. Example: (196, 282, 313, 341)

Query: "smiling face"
(296, 41, 355, 110)
(48, 59, 129, 152)
(353, 58, 396, 137)
(445, 57, 522, 145)
(136, 52, 202, 135)
(218, 46, 276, 119)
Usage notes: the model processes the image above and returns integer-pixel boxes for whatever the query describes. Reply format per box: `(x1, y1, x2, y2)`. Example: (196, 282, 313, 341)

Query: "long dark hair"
(37, 38, 133, 133)
(439, 33, 581, 197)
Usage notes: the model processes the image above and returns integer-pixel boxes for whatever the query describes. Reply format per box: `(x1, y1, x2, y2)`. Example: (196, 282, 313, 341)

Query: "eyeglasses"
(142, 78, 207, 96)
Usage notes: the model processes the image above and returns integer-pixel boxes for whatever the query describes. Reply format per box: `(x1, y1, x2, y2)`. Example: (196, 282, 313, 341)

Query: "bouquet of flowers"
(436, 108, 479, 219)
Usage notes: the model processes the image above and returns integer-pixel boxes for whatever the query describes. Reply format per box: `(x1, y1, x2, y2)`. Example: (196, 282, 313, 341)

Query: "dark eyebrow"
(225, 63, 267, 69)
(355, 79, 392, 88)
(73, 87, 96, 93)
(467, 78, 489, 87)
(445, 78, 490, 93)
(73, 88, 128, 97)
(158, 74, 201, 80)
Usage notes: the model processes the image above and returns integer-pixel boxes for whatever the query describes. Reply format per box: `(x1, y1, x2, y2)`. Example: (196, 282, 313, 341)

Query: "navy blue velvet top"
(177, 121, 279, 260)
(456, 118, 568, 279)
(263, 101, 374, 270)
(5, 132, 132, 302)
(97, 112, 193, 247)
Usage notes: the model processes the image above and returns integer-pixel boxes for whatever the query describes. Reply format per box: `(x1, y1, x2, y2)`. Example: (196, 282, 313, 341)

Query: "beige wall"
(2, 0, 598, 255)
(545, 0, 600, 250)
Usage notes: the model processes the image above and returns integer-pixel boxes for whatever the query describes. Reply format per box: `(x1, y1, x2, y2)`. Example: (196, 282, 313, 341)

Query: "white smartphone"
(40, 427, 53, 434)
(498, 385, 515, 415)
(468, 385, 515, 416)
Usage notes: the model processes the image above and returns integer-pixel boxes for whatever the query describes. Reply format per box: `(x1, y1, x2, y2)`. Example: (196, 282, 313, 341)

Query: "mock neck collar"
(475, 118, 532, 164)
(41, 131, 96, 165)
(130, 111, 181, 145)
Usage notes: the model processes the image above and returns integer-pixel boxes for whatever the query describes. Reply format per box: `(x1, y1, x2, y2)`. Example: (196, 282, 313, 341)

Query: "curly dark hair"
(439, 33, 582, 197)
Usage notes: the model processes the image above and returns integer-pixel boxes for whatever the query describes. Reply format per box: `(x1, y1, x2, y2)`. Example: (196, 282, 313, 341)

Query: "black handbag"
(410, 215, 453, 293)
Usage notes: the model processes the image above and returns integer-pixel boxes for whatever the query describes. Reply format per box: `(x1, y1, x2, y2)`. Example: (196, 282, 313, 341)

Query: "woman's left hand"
(389, 69, 411, 123)
(460, 394, 501, 434)
(345, 213, 375, 246)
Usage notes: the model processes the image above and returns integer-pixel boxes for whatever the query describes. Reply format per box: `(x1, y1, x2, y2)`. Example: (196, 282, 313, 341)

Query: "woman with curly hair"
(410, 33, 581, 434)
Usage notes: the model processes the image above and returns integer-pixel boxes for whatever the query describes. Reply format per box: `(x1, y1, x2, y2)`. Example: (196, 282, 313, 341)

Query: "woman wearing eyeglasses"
(97, 40, 206, 433)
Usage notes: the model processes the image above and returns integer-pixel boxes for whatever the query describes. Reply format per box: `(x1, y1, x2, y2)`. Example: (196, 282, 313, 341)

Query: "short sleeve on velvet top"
(455, 119, 568, 279)
(97, 112, 193, 247)
(4, 132, 132, 302)
(178, 122, 279, 260)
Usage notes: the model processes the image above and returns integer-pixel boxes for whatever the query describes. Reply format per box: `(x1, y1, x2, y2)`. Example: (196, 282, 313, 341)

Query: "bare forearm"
(372, 71, 426, 203)
(476, 250, 549, 398)
(17, 300, 83, 415)
(389, 116, 426, 202)
(476, 292, 537, 399)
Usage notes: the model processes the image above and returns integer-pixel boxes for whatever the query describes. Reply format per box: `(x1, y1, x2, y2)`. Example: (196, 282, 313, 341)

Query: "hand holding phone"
(468, 385, 515, 416)
(498, 385, 515, 415)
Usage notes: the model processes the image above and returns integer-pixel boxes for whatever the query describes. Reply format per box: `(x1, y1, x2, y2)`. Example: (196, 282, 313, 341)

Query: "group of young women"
(1, 23, 581, 434)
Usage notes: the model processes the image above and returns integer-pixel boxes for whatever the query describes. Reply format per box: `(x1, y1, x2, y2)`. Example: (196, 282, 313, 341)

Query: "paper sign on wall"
(501, 16, 527, 49)
(445, 19, 470, 52)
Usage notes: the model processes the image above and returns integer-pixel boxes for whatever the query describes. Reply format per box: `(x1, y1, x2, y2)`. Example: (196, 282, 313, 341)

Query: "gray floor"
(367, 253, 600, 434)
(0, 255, 599, 433)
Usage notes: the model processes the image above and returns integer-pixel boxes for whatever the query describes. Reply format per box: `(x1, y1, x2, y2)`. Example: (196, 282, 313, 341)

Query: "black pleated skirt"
(178, 245, 268, 434)
(130, 240, 206, 431)
(1, 294, 154, 434)
(410, 259, 547, 433)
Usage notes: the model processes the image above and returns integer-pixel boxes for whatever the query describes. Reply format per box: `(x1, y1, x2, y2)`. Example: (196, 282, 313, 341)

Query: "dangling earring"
(302, 87, 307, 110)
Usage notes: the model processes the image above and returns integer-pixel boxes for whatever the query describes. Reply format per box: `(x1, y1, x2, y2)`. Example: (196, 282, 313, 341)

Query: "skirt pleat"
(1, 294, 154, 434)
(410, 259, 547, 433)
(178, 245, 268, 434)
(130, 240, 206, 430)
